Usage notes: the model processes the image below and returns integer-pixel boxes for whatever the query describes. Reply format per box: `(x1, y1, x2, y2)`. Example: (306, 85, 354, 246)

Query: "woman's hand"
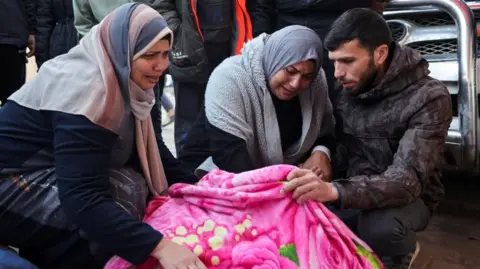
(152, 238, 207, 269)
(281, 168, 339, 204)
(299, 151, 332, 182)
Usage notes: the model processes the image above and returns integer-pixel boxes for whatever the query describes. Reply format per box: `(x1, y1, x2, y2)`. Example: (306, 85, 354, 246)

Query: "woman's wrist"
(152, 238, 170, 260)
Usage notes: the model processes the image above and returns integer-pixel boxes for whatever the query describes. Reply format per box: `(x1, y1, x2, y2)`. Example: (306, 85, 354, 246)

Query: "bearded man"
(281, 8, 453, 269)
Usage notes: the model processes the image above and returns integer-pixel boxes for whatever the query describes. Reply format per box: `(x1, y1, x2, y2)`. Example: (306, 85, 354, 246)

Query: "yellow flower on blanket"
(175, 226, 187, 235)
(208, 235, 224, 250)
(203, 219, 215, 232)
(234, 217, 253, 235)
(185, 234, 200, 245)
(167, 215, 257, 261)
(193, 245, 203, 255)
(171, 236, 185, 245)
(211, 256, 220, 265)
(214, 226, 228, 237)
(234, 223, 246, 235)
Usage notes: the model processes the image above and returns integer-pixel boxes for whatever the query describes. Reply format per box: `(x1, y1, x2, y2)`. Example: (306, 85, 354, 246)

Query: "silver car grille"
(408, 40, 464, 56)
(386, 10, 480, 57)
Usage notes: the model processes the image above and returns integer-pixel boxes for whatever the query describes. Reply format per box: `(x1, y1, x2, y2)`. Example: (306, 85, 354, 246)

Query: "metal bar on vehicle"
(389, 0, 478, 172)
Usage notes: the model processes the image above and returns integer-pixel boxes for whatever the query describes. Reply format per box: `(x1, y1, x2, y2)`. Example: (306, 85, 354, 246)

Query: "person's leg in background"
(0, 44, 26, 105)
(176, 102, 212, 173)
(155, 73, 166, 103)
(174, 82, 207, 157)
(161, 93, 175, 127)
(161, 94, 174, 114)
(154, 73, 175, 127)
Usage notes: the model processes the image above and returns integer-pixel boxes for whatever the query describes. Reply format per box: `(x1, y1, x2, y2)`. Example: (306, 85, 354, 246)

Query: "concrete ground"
(26, 60, 480, 269)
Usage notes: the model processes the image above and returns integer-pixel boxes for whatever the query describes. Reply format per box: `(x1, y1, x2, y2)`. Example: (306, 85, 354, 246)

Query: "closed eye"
(141, 50, 170, 59)
(285, 67, 297, 74)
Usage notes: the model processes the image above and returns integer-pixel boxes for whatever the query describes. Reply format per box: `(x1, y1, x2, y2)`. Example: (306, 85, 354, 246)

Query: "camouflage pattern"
(331, 43, 452, 212)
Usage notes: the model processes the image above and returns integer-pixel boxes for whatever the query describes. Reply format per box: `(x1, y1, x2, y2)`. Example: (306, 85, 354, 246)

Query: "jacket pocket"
(171, 24, 202, 66)
(169, 25, 210, 83)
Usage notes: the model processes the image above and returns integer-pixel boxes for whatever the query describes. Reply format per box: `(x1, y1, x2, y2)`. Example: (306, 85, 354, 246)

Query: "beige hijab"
(9, 3, 172, 196)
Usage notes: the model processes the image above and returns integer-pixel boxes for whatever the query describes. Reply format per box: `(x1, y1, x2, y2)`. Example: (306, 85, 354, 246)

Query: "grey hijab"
(263, 25, 324, 82)
(198, 27, 333, 178)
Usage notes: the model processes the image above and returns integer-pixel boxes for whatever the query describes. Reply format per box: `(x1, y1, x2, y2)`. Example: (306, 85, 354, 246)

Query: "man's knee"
(358, 210, 408, 256)
(357, 201, 430, 257)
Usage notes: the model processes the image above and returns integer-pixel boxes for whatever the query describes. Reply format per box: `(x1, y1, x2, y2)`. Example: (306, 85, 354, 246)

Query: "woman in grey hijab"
(181, 25, 335, 180)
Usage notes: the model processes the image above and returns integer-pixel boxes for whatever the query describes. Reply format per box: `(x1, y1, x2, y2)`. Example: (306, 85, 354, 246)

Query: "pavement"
(26, 60, 480, 269)
(412, 182, 480, 269)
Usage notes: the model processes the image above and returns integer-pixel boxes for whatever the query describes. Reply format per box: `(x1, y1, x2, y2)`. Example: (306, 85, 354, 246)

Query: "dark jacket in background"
(0, 0, 36, 47)
(36, 0, 79, 68)
(250, 0, 371, 39)
(156, 0, 252, 84)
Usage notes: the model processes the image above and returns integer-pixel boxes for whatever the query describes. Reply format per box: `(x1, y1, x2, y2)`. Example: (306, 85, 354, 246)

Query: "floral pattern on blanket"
(105, 165, 383, 269)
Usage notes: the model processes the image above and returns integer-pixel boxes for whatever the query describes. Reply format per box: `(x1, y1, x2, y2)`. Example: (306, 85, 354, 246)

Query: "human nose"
(334, 62, 346, 79)
(289, 74, 301, 89)
(154, 55, 169, 73)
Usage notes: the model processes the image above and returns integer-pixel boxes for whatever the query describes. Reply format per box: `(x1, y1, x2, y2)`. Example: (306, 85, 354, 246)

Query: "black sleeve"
(24, 0, 37, 34)
(51, 112, 163, 265)
(152, 0, 181, 33)
(206, 119, 255, 173)
(35, 0, 54, 68)
(312, 134, 336, 155)
(250, 0, 276, 37)
(150, 97, 198, 185)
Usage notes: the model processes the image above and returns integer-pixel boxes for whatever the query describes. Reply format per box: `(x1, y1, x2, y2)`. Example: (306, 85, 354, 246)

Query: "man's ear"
(373, 44, 389, 65)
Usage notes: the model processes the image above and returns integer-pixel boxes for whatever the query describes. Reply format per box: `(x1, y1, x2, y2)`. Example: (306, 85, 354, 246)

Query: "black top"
(194, 95, 336, 173)
(271, 94, 303, 151)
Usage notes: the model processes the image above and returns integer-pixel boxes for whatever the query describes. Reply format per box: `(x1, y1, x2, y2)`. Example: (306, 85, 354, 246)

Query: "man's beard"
(340, 60, 379, 97)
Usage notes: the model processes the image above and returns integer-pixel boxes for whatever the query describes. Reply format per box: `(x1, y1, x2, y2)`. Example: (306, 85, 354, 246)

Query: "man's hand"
(153, 238, 207, 269)
(27, 34, 35, 57)
(299, 151, 332, 182)
(281, 168, 339, 204)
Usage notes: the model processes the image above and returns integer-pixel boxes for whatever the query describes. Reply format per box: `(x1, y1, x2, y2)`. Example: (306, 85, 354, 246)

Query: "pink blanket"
(104, 165, 383, 269)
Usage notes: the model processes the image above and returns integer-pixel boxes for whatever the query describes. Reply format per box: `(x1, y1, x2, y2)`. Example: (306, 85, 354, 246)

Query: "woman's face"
(131, 39, 170, 90)
(268, 60, 315, 100)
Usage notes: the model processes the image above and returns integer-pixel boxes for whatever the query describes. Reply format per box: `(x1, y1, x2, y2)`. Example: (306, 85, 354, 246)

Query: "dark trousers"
(173, 81, 207, 157)
(155, 74, 174, 111)
(329, 199, 430, 258)
(0, 44, 26, 105)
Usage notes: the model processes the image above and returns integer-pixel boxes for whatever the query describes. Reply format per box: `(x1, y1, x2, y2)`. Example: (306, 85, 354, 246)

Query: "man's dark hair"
(324, 8, 392, 53)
